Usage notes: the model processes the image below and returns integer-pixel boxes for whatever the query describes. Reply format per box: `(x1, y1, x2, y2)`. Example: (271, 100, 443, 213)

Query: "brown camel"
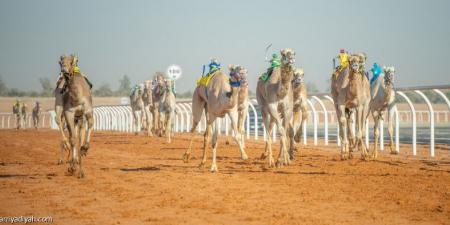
(256, 49, 296, 167)
(292, 68, 309, 147)
(12, 101, 26, 129)
(32, 101, 42, 129)
(130, 84, 146, 135)
(142, 80, 154, 136)
(331, 53, 371, 160)
(369, 66, 397, 158)
(182, 64, 248, 172)
(59, 54, 94, 178)
(159, 79, 176, 143)
(152, 73, 165, 136)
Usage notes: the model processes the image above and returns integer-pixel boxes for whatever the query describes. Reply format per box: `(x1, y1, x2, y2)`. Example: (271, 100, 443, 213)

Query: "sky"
(1, 0, 449, 93)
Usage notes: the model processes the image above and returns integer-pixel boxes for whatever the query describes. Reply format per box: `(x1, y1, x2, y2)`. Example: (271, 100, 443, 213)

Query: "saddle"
(196, 70, 218, 87)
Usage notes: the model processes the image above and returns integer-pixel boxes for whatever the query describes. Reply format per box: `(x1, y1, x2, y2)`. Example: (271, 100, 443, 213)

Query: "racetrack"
(0, 129, 449, 225)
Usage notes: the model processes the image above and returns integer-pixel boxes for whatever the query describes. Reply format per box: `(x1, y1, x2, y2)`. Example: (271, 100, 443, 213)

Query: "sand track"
(0, 129, 449, 225)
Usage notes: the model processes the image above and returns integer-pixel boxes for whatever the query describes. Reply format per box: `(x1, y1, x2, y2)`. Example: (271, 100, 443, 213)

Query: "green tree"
(39, 77, 53, 97)
(306, 82, 319, 93)
(0, 75, 7, 96)
(116, 75, 131, 96)
(94, 84, 114, 97)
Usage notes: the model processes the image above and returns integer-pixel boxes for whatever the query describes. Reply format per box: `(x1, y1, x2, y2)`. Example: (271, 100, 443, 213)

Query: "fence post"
(312, 96, 328, 145)
(415, 90, 435, 157)
(306, 99, 317, 145)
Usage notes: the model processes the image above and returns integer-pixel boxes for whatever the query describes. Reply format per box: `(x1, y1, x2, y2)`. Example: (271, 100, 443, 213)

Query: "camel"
(142, 80, 153, 136)
(369, 66, 397, 158)
(159, 79, 176, 143)
(12, 101, 26, 129)
(292, 68, 309, 148)
(59, 54, 94, 178)
(130, 84, 146, 135)
(225, 66, 249, 148)
(32, 101, 42, 129)
(152, 73, 165, 136)
(256, 49, 296, 167)
(182, 64, 248, 172)
(331, 53, 371, 160)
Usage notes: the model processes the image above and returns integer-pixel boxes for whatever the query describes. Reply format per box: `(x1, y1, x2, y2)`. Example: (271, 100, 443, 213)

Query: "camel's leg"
(238, 106, 248, 149)
(182, 93, 205, 163)
(228, 110, 248, 160)
(372, 111, 380, 159)
(260, 106, 271, 160)
(337, 105, 349, 160)
(356, 106, 368, 160)
(265, 104, 289, 167)
(56, 107, 69, 164)
(78, 117, 86, 178)
(294, 103, 308, 144)
(132, 109, 139, 135)
(166, 111, 173, 144)
(264, 118, 276, 167)
(387, 105, 397, 154)
(284, 109, 295, 160)
(145, 106, 153, 136)
(293, 109, 301, 143)
(64, 110, 77, 175)
(199, 121, 212, 168)
(210, 119, 219, 172)
(81, 112, 94, 156)
(346, 109, 355, 153)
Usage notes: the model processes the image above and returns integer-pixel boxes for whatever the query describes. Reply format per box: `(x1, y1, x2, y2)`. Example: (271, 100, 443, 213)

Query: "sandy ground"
(0, 129, 449, 225)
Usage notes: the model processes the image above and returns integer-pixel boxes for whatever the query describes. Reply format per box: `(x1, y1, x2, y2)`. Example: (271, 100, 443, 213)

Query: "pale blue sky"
(1, 0, 449, 93)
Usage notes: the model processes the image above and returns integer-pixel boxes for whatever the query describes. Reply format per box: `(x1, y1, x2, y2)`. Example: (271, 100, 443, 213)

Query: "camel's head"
(349, 55, 363, 73)
(280, 49, 296, 66)
(228, 64, 248, 87)
(59, 54, 78, 77)
(383, 66, 395, 85)
(292, 68, 305, 85)
(35, 101, 40, 106)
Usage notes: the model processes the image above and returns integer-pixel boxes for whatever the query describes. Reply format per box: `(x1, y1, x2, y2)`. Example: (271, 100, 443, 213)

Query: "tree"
(39, 77, 53, 97)
(116, 75, 131, 96)
(94, 84, 114, 97)
(0, 75, 7, 96)
(306, 82, 319, 93)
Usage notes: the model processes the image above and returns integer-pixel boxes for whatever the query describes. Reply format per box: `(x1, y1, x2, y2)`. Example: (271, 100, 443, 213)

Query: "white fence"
(1, 86, 449, 158)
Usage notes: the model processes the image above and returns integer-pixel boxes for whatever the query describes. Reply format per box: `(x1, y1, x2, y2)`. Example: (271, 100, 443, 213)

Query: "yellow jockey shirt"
(339, 53, 349, 68)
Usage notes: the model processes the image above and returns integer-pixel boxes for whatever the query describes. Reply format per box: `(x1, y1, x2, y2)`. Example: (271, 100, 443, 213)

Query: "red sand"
(0, 129, 449, 225)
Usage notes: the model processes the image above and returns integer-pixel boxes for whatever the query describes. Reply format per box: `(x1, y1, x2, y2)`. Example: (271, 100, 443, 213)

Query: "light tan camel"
(159, 79, 176, 143)
(369, 66, 397, 158)
(292, 68, 309, 148)
(32, 101, 42, 129)
(142, 80, 153, 136)
(182, 65, 248, 172)
(130, 84, 146, 135)
(152, 73, 165, 136)
(331, 54, 371, 160)
(59, 54, 94, 178)
(55, 72, 70, 164)
(225, 65, 249, 148)
(256, 49, 296, 167)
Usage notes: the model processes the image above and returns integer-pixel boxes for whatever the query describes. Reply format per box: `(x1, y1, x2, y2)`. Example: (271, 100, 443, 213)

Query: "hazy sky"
(1, 0, 449, 93)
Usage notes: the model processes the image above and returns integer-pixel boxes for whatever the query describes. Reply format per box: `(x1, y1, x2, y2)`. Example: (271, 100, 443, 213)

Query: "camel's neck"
(227, 86, 240, 108)
(277, 63, 294, 98)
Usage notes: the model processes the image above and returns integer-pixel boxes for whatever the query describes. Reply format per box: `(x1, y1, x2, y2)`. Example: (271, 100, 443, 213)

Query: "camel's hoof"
(210, 165, 218, 173)
(225, 140, 230, 145)
(80, 146, 89, 156)
(340, 154, 347, 160)
(198, 162, 206, 168)
(276, 159, 288, 167)
(66, 167, 75, 176)
(260, 153, 268, 160)
(182, 153, 190, 163)
(390, 151, 398, 155)
(78, 170, 85, 179)
(57, 159, 64, 165)
(241, 154, 249, 161)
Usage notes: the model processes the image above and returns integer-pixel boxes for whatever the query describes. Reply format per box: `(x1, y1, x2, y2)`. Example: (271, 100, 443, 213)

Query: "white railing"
(0, 112, 52, 129)
(1, 85, 448, 158)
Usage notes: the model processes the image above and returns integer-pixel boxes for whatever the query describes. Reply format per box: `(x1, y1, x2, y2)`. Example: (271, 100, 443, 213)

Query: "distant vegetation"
(1, 75, 449, 103)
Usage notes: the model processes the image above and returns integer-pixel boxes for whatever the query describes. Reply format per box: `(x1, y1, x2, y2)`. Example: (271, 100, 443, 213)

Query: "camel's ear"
(280, 49, 286, 56)
(228, 64, 235, 70)
(71, 55, 78, 67)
